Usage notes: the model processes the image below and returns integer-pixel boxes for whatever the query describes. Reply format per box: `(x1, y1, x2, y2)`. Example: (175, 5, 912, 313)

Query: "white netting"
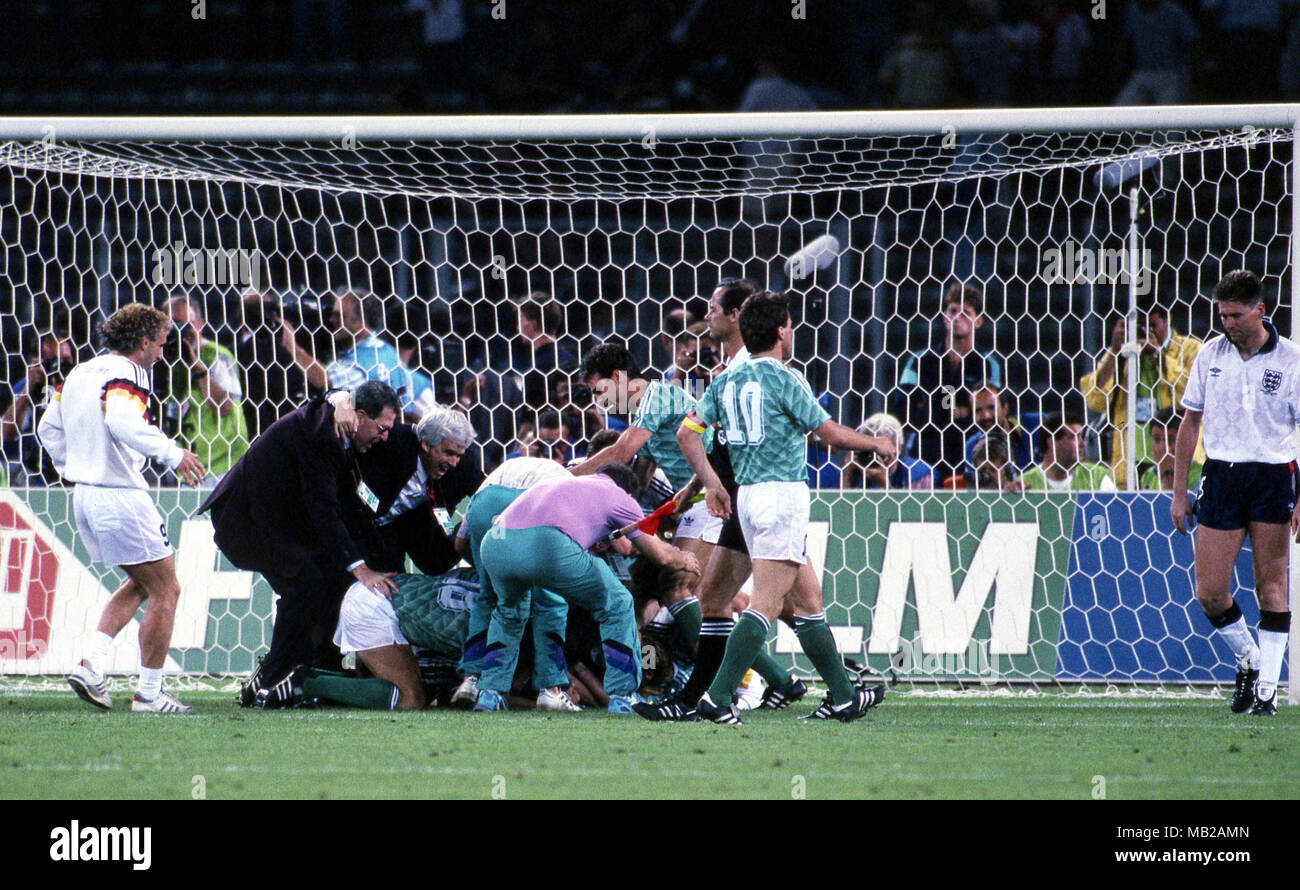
(0, 115, 1291, 689)
(0, 127, 1274, 199)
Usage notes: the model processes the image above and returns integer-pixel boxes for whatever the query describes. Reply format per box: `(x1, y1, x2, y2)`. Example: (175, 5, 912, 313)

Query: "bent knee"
(142, 578, 182, 602)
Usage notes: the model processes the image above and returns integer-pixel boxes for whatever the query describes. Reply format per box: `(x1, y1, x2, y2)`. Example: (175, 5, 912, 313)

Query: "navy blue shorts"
(717, 486, 748, 553)
(1195, 459, 1299, 531)
(708, 439, 748, 554)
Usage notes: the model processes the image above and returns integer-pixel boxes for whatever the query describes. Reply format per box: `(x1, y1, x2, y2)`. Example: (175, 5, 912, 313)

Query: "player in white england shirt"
(1171, 271, 1300, 716)
(38, 304, 205, 713)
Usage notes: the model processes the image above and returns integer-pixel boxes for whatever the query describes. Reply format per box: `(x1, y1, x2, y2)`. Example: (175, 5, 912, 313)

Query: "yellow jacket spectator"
(1080, 306, 1200, 487)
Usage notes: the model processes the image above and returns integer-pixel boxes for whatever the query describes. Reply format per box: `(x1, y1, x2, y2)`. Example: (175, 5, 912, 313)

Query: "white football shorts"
(700, 513, 724, 545)
(334, 581, 409, 654)
(73, 485, 172, 567)
(673, 498, 710, 542)
(736, 480, 810, 564)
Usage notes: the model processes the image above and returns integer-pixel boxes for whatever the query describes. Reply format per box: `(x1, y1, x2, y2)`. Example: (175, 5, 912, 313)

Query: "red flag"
(611, 496, 678, 540)
(636, 496, 680, 536)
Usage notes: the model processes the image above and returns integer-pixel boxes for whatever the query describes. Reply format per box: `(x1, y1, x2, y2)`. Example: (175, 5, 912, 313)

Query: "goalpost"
(0, 107, 1295, 701)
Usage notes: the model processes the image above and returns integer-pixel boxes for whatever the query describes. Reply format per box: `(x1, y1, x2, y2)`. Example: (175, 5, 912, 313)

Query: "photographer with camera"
(666, 320, 718, 397)
(234, 289, 317, 440)
(2, 318, 80, 485)
(841, 413, 935, 491)
(549, 371, 606, 452)
(167, 297, 249, 482)
(326, 290, 421, 422)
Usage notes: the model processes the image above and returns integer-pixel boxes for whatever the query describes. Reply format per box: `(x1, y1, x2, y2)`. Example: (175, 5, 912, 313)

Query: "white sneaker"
(131, 691, 194, 713)
(451, 675, 479, 709)
(537, 687, 582, 712)
(69, 663, 112, 711)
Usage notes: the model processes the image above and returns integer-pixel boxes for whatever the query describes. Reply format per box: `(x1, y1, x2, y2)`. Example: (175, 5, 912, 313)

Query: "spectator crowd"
(7, 1, 1300, 117)
(2, 274, 1206, 495)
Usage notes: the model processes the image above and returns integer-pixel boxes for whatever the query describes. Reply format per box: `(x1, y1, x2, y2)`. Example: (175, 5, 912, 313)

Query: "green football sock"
(750, 650, 791, 687)
(302, 670, 399, 710)
(794, 615, 853, 704)
(706, 610, 770, 705)
(668, 597, 702, 649)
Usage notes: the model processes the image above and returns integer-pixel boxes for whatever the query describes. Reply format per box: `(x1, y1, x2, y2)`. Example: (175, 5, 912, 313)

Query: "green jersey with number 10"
(692, 356, 829, 485)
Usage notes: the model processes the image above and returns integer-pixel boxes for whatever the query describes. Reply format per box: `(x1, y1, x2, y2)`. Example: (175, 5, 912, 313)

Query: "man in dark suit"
(200, 380, 401, 707)
(357, 403, 483, 575)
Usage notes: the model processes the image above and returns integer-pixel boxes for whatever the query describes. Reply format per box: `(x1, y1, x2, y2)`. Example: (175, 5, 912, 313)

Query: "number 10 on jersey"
(722, 380, 765, 446)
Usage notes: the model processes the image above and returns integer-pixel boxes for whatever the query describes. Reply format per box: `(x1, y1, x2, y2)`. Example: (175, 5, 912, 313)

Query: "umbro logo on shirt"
(1208, 367, 1222, 377)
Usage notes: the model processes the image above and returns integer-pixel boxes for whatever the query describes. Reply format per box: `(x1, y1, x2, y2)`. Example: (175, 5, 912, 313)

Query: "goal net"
(0, 110, 1293, 695)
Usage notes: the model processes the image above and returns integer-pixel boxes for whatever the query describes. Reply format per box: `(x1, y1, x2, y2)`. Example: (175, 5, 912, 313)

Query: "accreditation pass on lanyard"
(356, 479, 380, 513)
(433, 506, 454, 534)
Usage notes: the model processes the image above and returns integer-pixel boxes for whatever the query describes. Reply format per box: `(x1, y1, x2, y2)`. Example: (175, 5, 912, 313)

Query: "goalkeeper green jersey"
(390, 569, 478, 656)
(693, 356, 829, 485)
(631, 379, 710, 489)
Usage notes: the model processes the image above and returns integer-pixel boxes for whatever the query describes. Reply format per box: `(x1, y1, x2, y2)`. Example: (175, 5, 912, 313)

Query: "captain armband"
(680, 414, 707, 435)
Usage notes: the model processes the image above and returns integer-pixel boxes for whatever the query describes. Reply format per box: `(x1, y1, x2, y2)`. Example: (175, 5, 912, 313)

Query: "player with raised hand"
(676, 290, 897, 724)
(38, 304, 206, 713)
(1171, 270, 1299, 716)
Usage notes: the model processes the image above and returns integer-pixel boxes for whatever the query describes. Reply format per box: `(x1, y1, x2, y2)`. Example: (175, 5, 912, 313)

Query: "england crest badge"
(1262, 369, 1283, 394)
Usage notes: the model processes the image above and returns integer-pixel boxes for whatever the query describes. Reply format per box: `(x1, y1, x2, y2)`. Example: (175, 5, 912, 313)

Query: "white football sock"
(85, 631, 113, 675)
(1216, 616, 1260, 669)
(1256, 629, 1287, 702)
(137, 666, 163, 701)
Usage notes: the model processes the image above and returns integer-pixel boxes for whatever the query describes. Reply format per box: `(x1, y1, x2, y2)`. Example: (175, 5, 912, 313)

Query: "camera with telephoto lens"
(273, 293, 327, 332)
(693, 343, 718, 371)
(272, 293, 333, 358)
(152, 322, 191, 434)
(163, 321, 192, 364)
(39, 354, 74, 388)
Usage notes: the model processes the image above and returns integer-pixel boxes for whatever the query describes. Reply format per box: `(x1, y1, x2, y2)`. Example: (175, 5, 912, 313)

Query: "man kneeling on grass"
(301, 568, 485, 710)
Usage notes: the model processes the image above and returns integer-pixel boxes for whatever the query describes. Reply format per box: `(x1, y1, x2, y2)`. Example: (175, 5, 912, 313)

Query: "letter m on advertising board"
(867, 522, 1038, 656)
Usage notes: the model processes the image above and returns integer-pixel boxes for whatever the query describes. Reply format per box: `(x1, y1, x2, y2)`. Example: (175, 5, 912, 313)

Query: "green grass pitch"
(3, 687, 1296, 799)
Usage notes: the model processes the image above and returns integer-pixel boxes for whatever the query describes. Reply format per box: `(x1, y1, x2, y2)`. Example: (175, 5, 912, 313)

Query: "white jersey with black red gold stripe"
(37, 353, 184, 489)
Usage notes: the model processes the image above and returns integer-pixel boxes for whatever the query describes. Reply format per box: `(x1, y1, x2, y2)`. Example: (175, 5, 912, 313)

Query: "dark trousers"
(258, 561, 351, 684)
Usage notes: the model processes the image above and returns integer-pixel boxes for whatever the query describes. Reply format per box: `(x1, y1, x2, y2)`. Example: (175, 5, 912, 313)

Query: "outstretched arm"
(572, 426, 651, 475)
(630, 531, 700, 577)
(813, 419, 898, 464)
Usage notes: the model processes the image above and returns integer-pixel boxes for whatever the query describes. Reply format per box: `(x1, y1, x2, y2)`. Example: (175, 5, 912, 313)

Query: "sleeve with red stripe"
(103, 378, 150, 418)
